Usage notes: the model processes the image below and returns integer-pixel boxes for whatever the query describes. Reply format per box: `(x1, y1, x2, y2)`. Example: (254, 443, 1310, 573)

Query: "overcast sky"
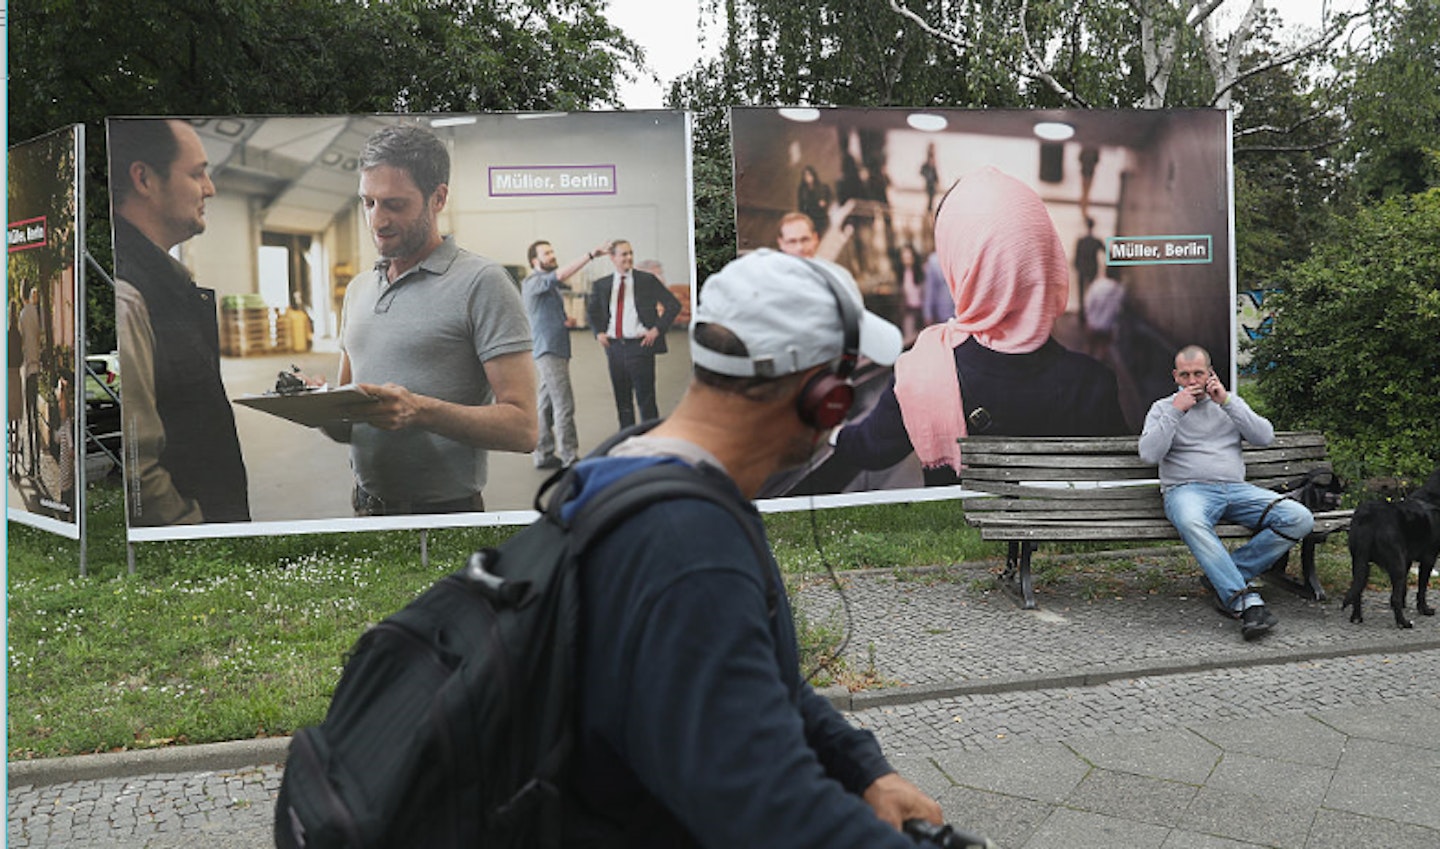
(607, 0, 1368, 110)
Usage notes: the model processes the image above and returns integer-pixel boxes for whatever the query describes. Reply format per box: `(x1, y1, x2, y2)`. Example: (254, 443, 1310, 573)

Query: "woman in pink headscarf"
(831, 166, 1126, 486)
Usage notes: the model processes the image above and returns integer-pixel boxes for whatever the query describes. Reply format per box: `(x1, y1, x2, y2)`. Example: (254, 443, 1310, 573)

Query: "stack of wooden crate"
(219, 294, 290, 357)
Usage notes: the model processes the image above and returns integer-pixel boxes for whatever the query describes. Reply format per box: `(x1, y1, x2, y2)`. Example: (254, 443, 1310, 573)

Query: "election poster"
(107, 112, 693, 540)
(8, 124, 86, 538)
(730, 107, 1234, 504)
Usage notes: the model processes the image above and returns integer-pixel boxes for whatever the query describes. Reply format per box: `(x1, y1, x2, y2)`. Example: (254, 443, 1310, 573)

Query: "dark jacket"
(114, 216, 249, 523)
(560, 456, 916, 848)
(585, 269, 681, 355)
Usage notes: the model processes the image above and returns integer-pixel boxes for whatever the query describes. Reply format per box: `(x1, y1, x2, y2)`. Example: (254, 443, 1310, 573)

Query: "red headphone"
(795, 260, 861, 429)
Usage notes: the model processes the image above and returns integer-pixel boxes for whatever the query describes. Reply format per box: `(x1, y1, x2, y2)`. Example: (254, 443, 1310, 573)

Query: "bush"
(1249, 188, 1440, 483)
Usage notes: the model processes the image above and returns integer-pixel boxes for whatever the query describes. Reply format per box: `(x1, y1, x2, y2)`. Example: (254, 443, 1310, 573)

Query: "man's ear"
(128, 161, 155, 198)
(429, 183, 449, 214)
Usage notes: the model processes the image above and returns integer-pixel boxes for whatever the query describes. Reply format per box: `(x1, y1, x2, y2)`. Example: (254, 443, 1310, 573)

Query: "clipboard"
(233, 385, 378, 428)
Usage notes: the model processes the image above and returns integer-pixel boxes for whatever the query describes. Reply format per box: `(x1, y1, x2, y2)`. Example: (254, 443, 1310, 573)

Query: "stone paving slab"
(854, 693, 1440, 849)
(794, 560, 1440, 707)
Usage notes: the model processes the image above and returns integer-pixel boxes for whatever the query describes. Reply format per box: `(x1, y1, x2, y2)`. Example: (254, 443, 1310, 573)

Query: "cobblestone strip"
(8, 766, 282, 848)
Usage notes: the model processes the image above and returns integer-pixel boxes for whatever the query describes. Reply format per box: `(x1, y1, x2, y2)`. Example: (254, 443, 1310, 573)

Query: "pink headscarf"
(893, 166, 1069, 471)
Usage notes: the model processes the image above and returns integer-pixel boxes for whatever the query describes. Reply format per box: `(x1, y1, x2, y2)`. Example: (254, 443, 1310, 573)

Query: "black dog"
(1343, 467, 1440, 628)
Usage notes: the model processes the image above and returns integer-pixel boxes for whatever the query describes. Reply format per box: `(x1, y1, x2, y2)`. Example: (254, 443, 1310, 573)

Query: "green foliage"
(699, 0, 1025, 108)
(669, 60, 742, 284)
(1231, 19, 1348, 288)
(9, 0, 638, 134)
(1341, 0, 1440, 201)
(674, 0, 1032, 279)
(1250, 188, 1440, 481)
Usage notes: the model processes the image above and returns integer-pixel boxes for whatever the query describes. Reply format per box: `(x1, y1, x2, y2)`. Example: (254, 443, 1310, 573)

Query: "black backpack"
(274, 460, 771, 849)
(1282, 467, 1346, 512)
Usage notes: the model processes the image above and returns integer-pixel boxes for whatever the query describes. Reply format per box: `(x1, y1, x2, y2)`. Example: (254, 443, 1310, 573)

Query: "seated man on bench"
(1138, 345, 1314, 640)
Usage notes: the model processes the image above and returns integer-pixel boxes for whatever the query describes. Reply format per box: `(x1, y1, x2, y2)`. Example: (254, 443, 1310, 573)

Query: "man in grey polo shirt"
(332, 123, 536, 516)
(522, 238, 610, 470)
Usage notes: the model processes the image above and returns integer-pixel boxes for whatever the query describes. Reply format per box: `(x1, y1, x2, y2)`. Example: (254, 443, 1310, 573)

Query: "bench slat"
(961, 481, 1160, 500)
(959, 467, 1157, 483)
(1245, 459, 1334, 479)
(956, 431, 1328, 455)
(960, 444, 1329, 471)
(967, 508, 1171, 521)
(969, 512, 1352, 535)
(960, 452, 1158, 470)
(979, 517, 1352, 542)
(963, 497, 1165, 514)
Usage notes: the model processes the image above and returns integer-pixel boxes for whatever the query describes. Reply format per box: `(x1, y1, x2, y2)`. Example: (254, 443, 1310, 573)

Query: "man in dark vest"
(109, 118, 249, 525)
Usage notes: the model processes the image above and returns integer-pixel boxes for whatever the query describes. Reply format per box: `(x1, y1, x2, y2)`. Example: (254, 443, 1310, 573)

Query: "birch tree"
(888, 0, 1377, 109)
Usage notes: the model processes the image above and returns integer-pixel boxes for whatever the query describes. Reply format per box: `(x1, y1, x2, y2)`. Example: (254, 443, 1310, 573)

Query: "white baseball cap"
(690, 249, 903, 377)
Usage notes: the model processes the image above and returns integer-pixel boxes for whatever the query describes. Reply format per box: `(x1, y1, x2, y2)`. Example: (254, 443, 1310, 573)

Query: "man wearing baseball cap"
(557, 250, 949, 847)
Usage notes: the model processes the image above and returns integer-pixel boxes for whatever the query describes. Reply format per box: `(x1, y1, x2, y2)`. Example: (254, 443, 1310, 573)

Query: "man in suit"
(586, 239, 681, 428)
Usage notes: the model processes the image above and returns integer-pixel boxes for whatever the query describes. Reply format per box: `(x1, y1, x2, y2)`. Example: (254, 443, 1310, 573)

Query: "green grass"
(7, 484, 998, 759)
(765, 500, 995, 573)
(7, 482, 518, 759)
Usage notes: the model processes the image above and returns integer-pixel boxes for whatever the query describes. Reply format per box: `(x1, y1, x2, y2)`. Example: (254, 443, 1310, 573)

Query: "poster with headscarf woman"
(729, 107, 1233, 502)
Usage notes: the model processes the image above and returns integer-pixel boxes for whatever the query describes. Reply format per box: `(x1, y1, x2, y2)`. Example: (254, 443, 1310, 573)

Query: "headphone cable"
(802, 494, 854, 685)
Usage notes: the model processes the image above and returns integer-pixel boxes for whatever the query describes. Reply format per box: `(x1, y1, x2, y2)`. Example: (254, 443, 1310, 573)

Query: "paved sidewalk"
(9, 556, 1440, 847)
(795, 558, 1440, 708)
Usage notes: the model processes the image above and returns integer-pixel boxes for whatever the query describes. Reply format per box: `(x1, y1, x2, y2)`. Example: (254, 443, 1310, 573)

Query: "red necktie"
(614, 274, 626, 338)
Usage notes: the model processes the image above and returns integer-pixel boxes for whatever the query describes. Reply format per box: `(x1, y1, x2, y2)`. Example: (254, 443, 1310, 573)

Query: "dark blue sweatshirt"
(560, 456, 922, 848)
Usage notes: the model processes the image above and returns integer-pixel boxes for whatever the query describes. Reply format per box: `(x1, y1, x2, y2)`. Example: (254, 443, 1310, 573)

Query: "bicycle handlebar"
(903, 818, 996, 849)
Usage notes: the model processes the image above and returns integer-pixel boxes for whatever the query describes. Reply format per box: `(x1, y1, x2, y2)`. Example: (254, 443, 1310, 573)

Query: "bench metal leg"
(1260, 539, 1327, 601)
(1300, 538, 1326, 601)
(1002, 540, 1039, 610)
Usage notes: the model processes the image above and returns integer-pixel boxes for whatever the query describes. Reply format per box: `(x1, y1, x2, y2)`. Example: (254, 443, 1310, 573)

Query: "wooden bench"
(957, 431, 1353, 610)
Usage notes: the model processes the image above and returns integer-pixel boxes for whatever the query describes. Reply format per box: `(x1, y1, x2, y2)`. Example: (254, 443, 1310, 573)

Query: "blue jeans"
(1163, 482, 1315, 611)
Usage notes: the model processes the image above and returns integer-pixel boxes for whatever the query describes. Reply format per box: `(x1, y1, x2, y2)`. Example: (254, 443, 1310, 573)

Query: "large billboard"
(730, 107, 1235, 505)
(107, 112, 694, 541)
(8, 124, 86, 539)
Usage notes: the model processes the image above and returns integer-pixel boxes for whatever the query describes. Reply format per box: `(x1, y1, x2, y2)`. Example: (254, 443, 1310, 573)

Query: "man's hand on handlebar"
(863, 772, 942, 831)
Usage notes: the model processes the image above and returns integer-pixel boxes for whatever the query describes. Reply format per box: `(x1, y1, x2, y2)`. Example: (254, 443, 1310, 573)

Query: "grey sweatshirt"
(1137, 391, 1275, 490)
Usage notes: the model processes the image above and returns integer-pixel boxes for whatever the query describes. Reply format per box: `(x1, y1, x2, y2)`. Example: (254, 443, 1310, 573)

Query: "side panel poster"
(730, 107, 1234, 505)
(8, 124, 85, 539)
(106, 112, 694, 541)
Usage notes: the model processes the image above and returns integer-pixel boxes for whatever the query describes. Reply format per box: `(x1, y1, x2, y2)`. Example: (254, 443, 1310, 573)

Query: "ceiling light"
(907, 113, 948, 132)
(777, 107, 821, 123)
(1033, 121, 1075, 141)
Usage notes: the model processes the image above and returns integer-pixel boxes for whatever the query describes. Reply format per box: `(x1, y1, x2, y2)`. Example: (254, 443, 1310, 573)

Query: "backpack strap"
(532, 421, 661, 512)
(562, 462, 779, 618)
